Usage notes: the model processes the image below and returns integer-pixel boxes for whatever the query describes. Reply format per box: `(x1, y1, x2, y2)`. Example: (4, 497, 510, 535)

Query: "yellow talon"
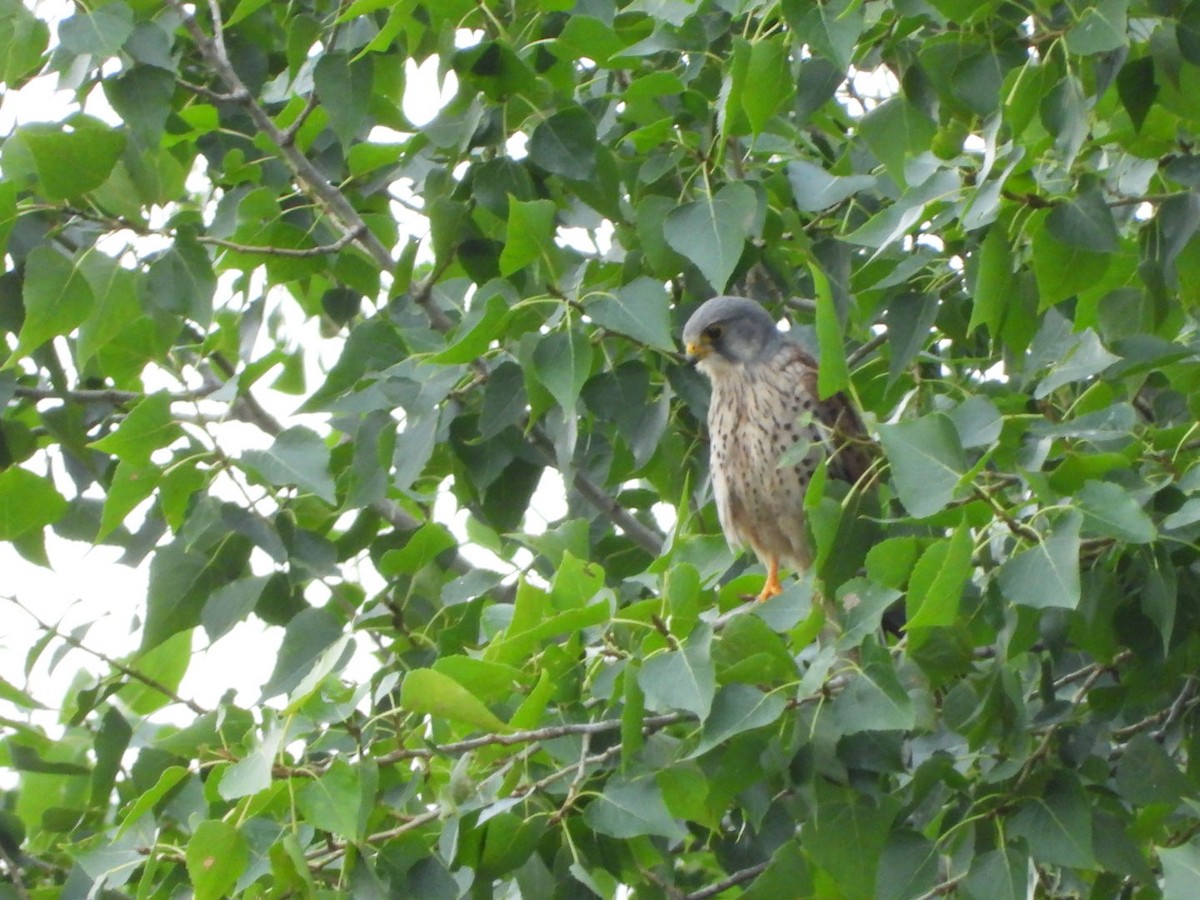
(756, 557, 784, 602)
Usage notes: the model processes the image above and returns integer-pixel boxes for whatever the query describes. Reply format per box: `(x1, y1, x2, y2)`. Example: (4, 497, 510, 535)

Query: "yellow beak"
(684, 340, 708, 364)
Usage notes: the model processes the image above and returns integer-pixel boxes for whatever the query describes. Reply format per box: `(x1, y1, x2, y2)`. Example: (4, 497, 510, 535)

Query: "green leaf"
(1164, 497, 1200, 530)
(90, 393, 183, 465)
(297, 760, 363, 839)
(499, 197, 558, 276)
(638, 624, 716, 720)
(11, 246, 95, 359)
(58, 2, 133, 57)
(1138, 547, 1177, 653)
(0, 181, 16, 260)
(144, 241, 216, 327)
(218, 718, 287, 800)
(1034, 329, 1120, 398)
(877, 413, 965, 518)
(1046, 190, 1121, 253)
(399, 668, 509, 733)
(1008, 773, 1095, 869)
(583, 775, 688, 841)
(201, 575, 269, 643)
(786, 0, 863, 70)
(22, 120, 126, 200)
(906, 520, 972, 631)
(689, 684, 786, 758)
(1077, 479, 1155, 543)
(242, 427, 337, 505)
(380, 522, 456, 575)
(314, 51, 373, 146)
(1065, 0, 1128, 55)
(528, 107, 597, 180)
(117, 630, 192, 715)
(969, 226, 1013, 336)
(434, 657, 527, 704)
(803, 785, 899, 898)
(812, 263, 850, 398)
(998, 511, 1082, 610)
(585, 277, 675, 352)
(1032, 219, 1110, 309)
(76, 255, 141, 365)
(962, 845, 1029, 900)
(0, 467, 68, 540)
(531, 327, 593, 413)
(948, 396, 1003, 449)
(844, 169, 961, 252)
(1114, 734, 1197, 805)
(143, 537, 251, 651)
(1117, 56, 1156, 132)
(742, 37, 794, 134)
(663, 182, 756, 292)
(876, 830, 939, 900)
(636, 194, 689, 276)
(429, 289, 512, 364)
(226, 0, 274, 26)
(89, 707, 132, 809)
(858, 97, 937, 186)
(0, 675, 43, 710)
(787, 160, 875, 212)
(479, 360, 528, 439)
(0, 0, 49, 84)
(866, 536, 922, 590)
(549, 551, 605, 610)
(186, 820, 249, 900)
(1162, 839, 1200, 900)
(1182, 0, 1200, 66)
(831, 644, 916, 733)
(104, 66, 176, 145)
(116, 766, 189, 837)
(264, 609, 350, 700)
(884, 292, 938, 385)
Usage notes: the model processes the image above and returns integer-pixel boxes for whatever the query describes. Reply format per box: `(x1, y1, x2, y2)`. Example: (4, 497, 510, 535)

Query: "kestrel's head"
(682, 296, 784, 375)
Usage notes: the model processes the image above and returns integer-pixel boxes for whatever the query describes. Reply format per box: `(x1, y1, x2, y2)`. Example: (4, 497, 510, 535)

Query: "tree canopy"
(3, 0, 1200, 896)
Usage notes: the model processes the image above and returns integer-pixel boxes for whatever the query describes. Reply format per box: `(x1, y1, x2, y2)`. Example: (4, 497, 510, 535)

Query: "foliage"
(3, 0, 1200, 896)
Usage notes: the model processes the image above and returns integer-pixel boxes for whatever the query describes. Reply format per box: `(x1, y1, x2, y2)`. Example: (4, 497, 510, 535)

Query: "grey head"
(681, 296, 786, 374)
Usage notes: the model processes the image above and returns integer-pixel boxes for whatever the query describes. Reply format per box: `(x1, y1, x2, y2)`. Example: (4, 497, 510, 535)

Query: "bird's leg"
(756, 557, 784, 602)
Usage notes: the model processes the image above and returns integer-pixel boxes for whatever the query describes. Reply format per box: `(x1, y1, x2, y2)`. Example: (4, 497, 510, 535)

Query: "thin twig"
(198, 226, 364, 258)
(4, 597, 209, 717)
(526, 425, 665, 557)
(0, 843, 32, 900)
(12, 384, 220, 405)
(375, 712, 692, 765)
(1111, 676, 1199, 742)
(683, 862, 770, 900)
(847, 332, 886, 367)
(306, 808, 441, 869)
(167, 0, 395, 272)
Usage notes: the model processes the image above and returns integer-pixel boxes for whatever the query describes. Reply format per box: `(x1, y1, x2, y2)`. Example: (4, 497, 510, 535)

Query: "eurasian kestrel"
(682, 296, 871, 602)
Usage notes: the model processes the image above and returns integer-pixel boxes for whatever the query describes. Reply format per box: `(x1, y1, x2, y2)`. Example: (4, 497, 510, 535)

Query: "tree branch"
(526, 425, 666, 556)
(12, 384, 219, 406)
(197, 226, 365, 258)
(683, 862, 770, 900)
(167, 0, 396, 273)
(376, 712, 692, 765)
(5, 596, 209, 717)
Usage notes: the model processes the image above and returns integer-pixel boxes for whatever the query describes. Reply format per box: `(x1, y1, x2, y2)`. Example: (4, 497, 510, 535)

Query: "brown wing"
(786, 343, 874, 487)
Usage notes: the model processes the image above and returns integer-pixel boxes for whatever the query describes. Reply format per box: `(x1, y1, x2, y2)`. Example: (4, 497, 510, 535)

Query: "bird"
(682, 296, 872, 602)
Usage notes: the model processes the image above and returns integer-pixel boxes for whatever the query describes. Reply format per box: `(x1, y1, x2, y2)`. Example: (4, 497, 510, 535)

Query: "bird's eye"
(703, 325, 723, 341)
